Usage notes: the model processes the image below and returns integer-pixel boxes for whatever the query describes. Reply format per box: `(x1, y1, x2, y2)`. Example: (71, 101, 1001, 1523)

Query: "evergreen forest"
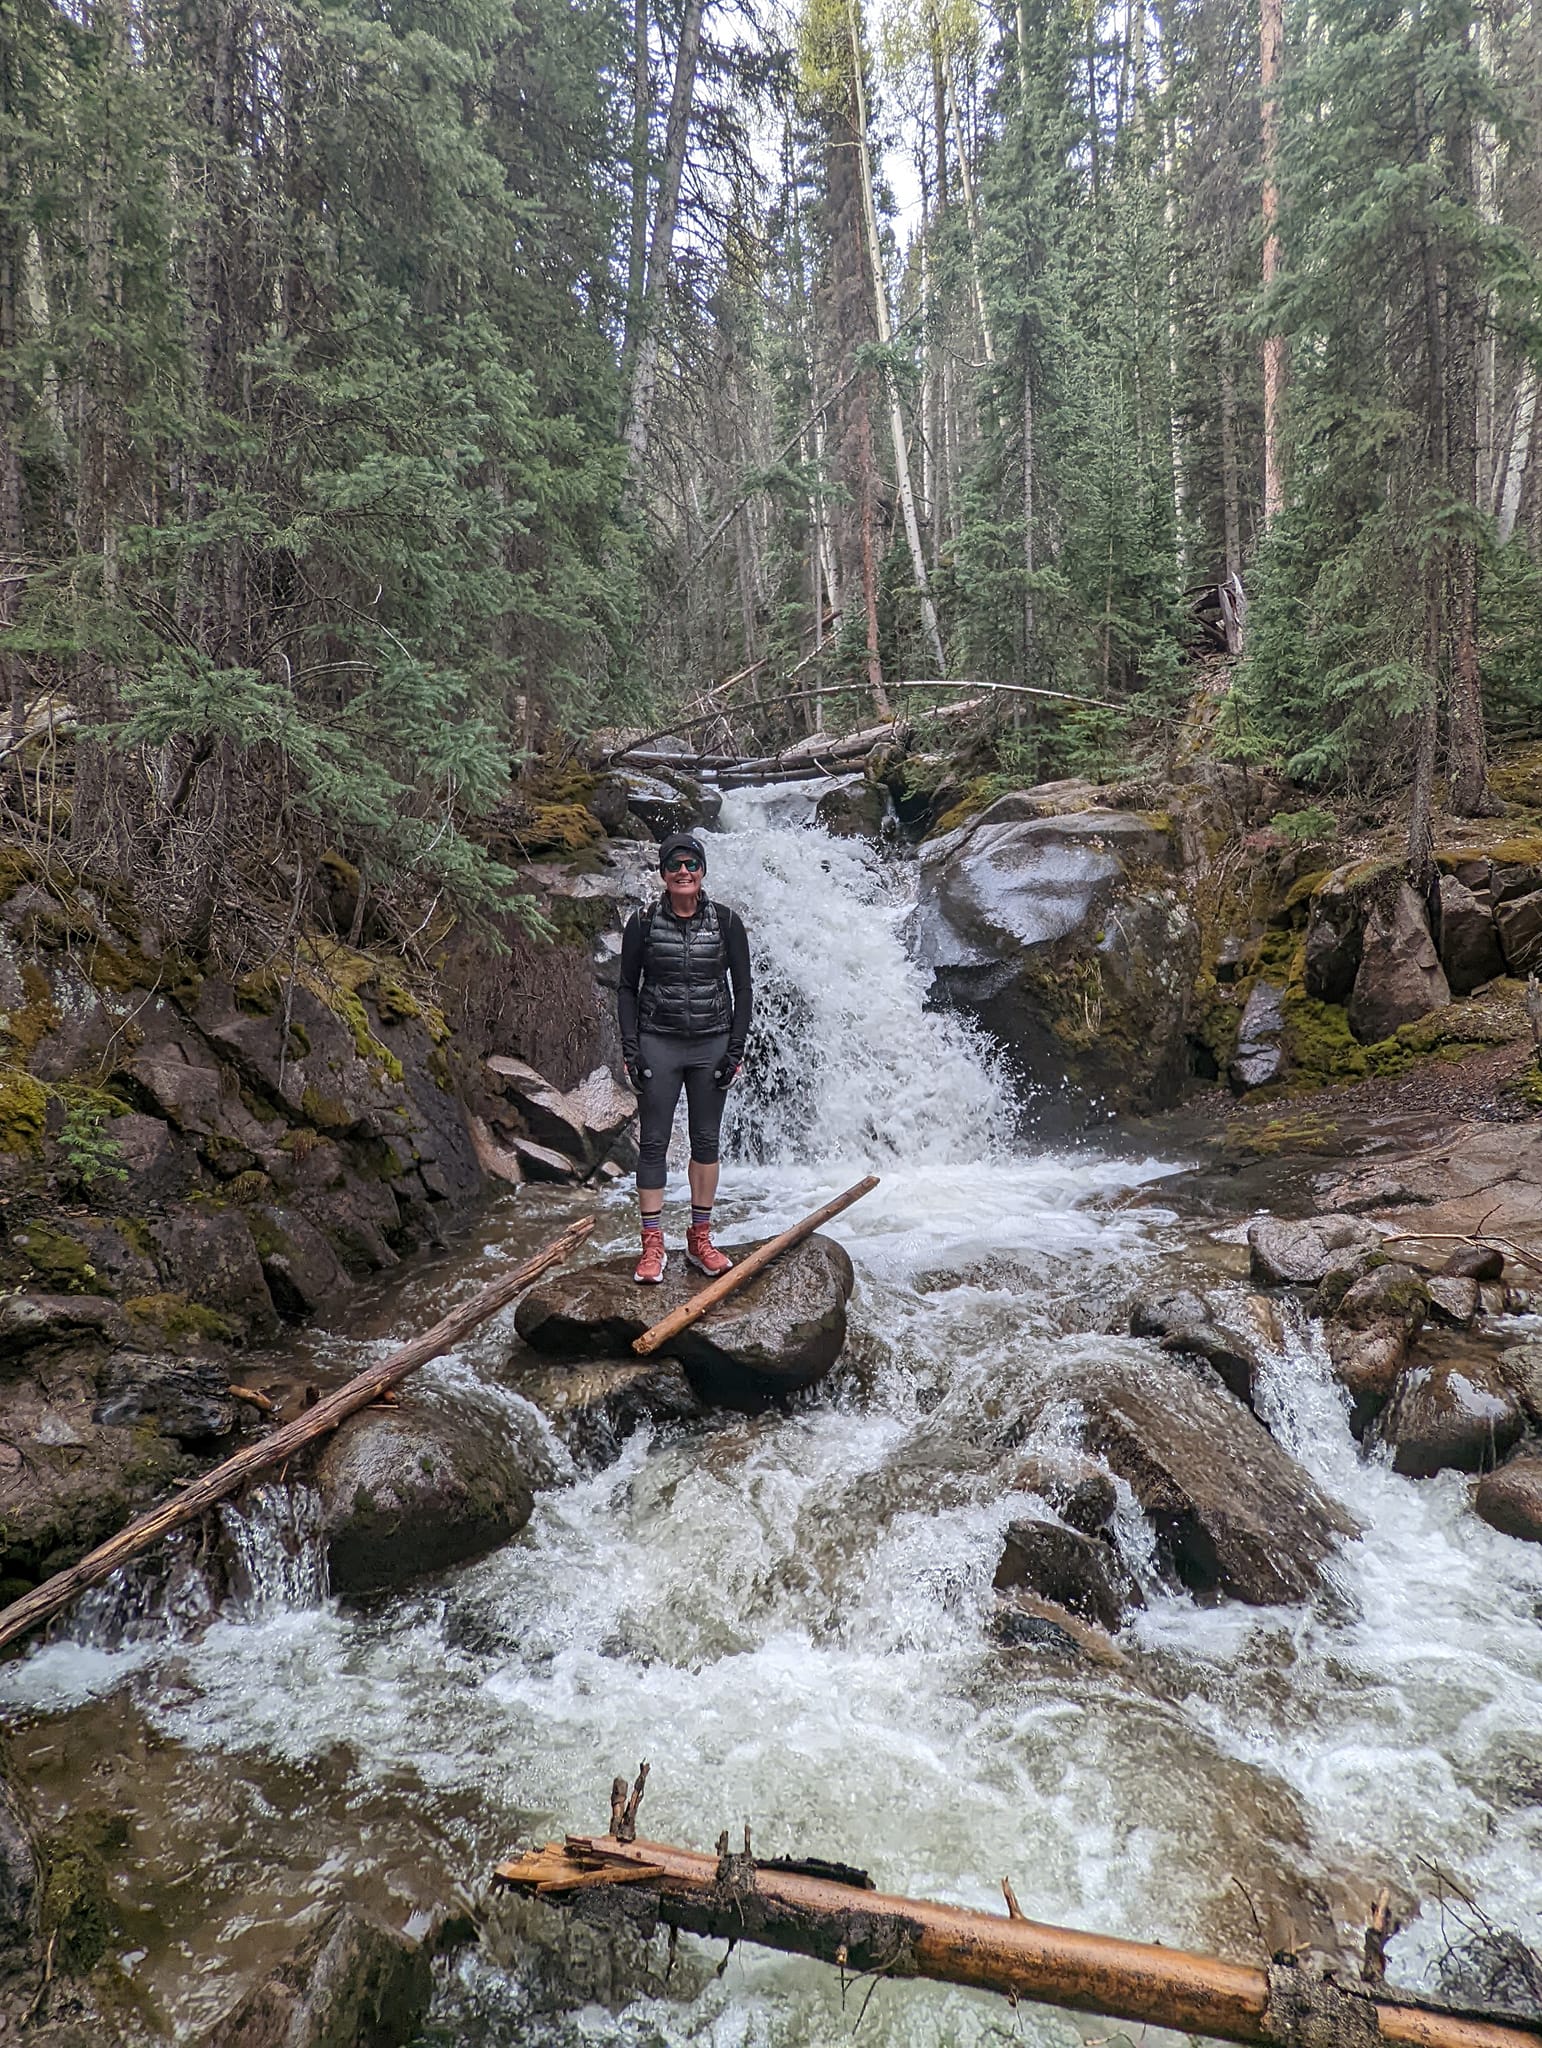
(2, 0, 1541, 951)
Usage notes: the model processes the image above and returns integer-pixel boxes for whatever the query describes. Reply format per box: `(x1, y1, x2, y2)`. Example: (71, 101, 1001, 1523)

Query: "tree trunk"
(847, 0, 946, 676)
(1443, 26, 1493, 819)
(625, 0, 705, 470)
(497, 1828, 1539, 2048)
(1220, 355, 1243, 587)
(1260, 0, 1284, 527)
(619, 0, 652, 412)
(941, 47, 997, 367)
(1496, 368, 1537, 544)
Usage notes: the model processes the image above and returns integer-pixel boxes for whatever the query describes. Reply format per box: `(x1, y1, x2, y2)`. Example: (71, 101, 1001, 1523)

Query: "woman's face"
(663, 852, 703, 913)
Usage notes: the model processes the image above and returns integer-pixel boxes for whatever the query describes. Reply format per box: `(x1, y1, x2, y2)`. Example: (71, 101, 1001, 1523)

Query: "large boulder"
(1247, 1214, 1381, 1286)
(312, 1398, 547, 1597)
(909, 802, 1196, 1116)
(1348, 883, 1450, 1042)
(1437, 875, 1504, 995)
(815, 777, 889, 840)
(1030, 1354, 1357, 1605)
(513, 1233, 855, 1408)
(1474, 1449, 1542, 1544)
(615, 769, 721, 841)
(1373, 1356, 1525, 1478)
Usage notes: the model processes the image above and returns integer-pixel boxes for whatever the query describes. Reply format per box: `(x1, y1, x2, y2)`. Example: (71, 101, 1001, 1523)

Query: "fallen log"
(496, 1803, 1539, 2048)
(0, 1216, 595, 1655)
(632, 1176, 878, 1357)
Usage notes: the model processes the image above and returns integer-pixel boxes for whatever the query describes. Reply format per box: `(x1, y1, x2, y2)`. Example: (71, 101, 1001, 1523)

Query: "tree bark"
(1260, 0, 1285, 527)
(625, 0, 705, 470)
(1495, 368, 1536, 544)
(496, 1829, 1539, 2048)
(847, 0, 947, 676)
(619, 0, 653, 412)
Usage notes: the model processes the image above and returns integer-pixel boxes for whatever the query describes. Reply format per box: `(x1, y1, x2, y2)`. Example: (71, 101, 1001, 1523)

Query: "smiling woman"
(618, 831, 755, 1282)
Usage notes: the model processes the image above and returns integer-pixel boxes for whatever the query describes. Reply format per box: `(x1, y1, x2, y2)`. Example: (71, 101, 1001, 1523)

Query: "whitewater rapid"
(2, 784, 1540, 2045)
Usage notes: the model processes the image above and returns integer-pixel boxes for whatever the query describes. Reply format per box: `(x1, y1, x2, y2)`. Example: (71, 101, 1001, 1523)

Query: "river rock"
(513, 1233, 855, 1407)
(1442, 1243, 1506, 1282)
(909, 801, 1195, 1116)
(1129, 1288, 1281, 1408)
(1425, 1273, 1481, 1327)
(815, 777, 888, 840)
(1324, 1263, 1428, 1420)
(1436, 1930, 1542, 2022)
(206, 1903, 434, 2048)
(0, 1775, 36, 1953)
(92, 1351, 236, 1443)
(1036, 1354, 1357, 1605)
(1303, 871, 1365, 1003)
(148, 1208, 278, 1334)
(1497, 1342, 1542, 1428)
(993, 1515, 1140, 1630)
(1011, 1453, 1118, 1536)
(1347, 884, 1450, 1042)
(518, 1357, 702, 1465)
(1229, 980, 1287, 1092)
(0, 1292, 127, 1370)
(1473, 1450, 1542, 1544)
(510, 1134, 582, 1184)
(615, 768, 719, 841)
(313, 1400, 544, 1596)
(1438, 876, 1504, 995)
(1247, 1214, 1381, 1286)
(1495, 888, 1542, 975)
(1373, 1355, 1525, 1477)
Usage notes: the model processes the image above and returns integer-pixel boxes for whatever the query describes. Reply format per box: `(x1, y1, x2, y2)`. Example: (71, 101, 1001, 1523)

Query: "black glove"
(713, 1058, 741, 1090)
(625, 1056, 651, 1093)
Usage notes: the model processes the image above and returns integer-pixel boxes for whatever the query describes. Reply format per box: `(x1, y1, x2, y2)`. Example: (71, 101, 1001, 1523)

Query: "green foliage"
(1269, 805, 1338, 845)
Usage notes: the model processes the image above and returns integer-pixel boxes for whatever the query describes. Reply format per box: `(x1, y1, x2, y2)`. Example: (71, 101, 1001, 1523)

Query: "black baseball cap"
(658, 831, 706, 870)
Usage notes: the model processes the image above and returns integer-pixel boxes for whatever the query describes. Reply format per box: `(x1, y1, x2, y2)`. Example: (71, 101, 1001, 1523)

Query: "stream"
(3, 786, 1542, 2045)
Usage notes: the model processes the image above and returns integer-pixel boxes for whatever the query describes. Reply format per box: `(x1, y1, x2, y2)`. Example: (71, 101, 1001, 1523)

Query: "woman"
(618, 830, 753, 1283)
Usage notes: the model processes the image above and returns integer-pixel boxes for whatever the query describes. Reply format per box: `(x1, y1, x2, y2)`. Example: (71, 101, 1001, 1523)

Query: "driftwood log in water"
(495, 1801, 1539, 2048)
(631, 1176, 878, 1356)
(0, 1217, 595, 1654)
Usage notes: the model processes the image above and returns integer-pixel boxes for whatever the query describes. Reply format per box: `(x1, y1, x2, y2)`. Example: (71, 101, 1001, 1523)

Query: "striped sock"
(691, 1206, 712, 1229)
(641, 1214, 664, 1237)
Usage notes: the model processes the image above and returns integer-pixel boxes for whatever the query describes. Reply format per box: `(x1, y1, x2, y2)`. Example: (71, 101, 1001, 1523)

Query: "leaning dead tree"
(496, 1773, 1540, 2048)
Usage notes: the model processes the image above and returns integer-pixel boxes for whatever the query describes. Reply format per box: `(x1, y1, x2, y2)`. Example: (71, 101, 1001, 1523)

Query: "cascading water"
(2, 787, 1540, 2047)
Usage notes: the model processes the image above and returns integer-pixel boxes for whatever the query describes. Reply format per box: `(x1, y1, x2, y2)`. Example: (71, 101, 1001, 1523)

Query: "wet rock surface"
(1230, 980, 1287, 1093)
(1322, 1261, 1429, 1418)
(1033, 1355, 1358, 1605)
(1130, 1288, 1282, 1408)
(512, 1233, 855, 1407)
(205, 1903, 434, 2048)
(1372, 1355, 1525, 1477)
(1247, 1215, 1382, 1286)
(993, 1515, 1141, 1630)
(313, 1397, 549, 1597)
(909, 797, 1195, 1115)
(1473, 1449, 1542, 1543)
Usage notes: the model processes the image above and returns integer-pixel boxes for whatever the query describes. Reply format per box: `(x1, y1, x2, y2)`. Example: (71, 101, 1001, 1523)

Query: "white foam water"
(2, 785, 1540, 2046)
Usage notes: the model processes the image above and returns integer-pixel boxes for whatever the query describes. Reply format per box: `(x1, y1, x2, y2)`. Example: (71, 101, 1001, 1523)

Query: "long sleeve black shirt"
(618, 897, 753, 1064)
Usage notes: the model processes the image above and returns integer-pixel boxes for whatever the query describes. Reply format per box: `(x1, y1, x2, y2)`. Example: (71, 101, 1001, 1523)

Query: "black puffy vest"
(638, 897, 732, 1038)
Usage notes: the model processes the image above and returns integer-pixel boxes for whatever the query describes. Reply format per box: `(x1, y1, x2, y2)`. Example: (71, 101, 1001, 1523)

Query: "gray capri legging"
(635, 1029, 731, 1191)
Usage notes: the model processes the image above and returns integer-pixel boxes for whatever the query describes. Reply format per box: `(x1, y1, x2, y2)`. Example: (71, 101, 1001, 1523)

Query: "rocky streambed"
(0, 781, 1538, 2048)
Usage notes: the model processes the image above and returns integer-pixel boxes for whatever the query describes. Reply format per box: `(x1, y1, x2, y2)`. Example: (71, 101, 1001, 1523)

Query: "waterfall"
(707, 783, 1009, 1169)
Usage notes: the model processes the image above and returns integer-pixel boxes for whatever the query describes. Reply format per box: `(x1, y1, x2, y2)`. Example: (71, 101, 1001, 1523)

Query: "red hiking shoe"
(634, 1231, 667, 1284)
(686, 1222, 733, 1278)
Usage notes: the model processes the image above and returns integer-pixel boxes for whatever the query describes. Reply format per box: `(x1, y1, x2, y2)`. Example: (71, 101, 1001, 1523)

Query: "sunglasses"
(663, 855, 702, 873)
